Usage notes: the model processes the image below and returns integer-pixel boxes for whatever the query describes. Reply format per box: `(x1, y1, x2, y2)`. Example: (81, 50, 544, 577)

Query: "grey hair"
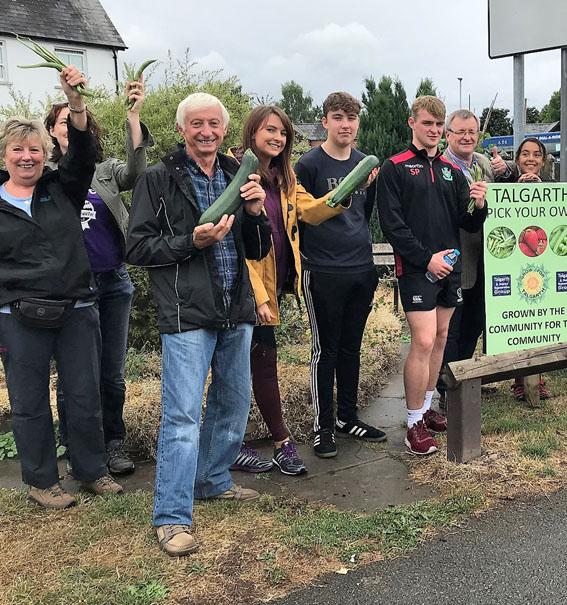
(446, 109, 480, 130)
(176, 92, 230, 129)
(0, 116, 53, 159)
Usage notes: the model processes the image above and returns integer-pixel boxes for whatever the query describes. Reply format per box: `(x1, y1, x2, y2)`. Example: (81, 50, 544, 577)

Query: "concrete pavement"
(1, 343, 443, 511)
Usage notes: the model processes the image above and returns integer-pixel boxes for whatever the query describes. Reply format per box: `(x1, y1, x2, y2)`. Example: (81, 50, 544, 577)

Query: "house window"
(0, 41, 6, 81)
(54, 47, 85, 74)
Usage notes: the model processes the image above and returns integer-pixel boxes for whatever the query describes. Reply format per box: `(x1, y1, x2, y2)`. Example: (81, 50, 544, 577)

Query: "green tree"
(526, 106, 541, 124)
(540, 90, 560, 122)
(276, 80, 321, 123)
(415, 77, 438, 98)
(480, 107, 512, 136)
(358, 76, 411, 243)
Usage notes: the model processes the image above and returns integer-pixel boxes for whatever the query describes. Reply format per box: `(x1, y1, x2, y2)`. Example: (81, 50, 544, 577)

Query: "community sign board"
(488, 0, 567, 58)
(484, 183, 567, 355)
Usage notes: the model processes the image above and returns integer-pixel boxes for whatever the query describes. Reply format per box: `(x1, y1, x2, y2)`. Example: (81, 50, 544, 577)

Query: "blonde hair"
(0, 117, 53, 159)
(411, 96, 446, 121)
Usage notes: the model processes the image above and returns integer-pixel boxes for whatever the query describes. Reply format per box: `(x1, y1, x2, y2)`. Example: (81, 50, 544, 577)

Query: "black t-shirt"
(294, 145, 375, 273)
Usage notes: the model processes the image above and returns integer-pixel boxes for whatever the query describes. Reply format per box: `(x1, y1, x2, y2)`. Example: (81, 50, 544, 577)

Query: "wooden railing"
(441, 343, 567, 463)
(372, 243, 398, 313)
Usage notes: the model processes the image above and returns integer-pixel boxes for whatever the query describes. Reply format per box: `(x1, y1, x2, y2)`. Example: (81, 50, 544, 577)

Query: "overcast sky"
(99, 0, 562, 118)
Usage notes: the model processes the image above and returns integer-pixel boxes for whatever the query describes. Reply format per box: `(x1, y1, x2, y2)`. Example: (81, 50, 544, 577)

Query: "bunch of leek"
(16, 34, 93, 97)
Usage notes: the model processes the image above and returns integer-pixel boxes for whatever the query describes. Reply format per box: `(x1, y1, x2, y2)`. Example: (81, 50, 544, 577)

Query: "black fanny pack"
(10, 297, 75, 329)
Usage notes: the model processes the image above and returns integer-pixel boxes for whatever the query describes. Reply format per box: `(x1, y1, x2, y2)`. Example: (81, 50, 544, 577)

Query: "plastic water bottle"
(425, 249, 460, 283)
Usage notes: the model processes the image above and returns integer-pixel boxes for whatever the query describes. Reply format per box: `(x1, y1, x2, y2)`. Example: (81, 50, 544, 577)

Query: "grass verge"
(409, 371, 567, 503)
(0, 488, 483, 605)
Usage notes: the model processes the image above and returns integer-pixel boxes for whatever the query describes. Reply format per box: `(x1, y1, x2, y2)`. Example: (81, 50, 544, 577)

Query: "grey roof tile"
(526, 121, 560, 134)
(294, 123, 327, 142)
(0, 0, 126, 49)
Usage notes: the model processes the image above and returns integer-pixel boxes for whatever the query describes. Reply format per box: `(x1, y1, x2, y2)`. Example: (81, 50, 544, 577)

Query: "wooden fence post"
(446, 377, 482, 463)
(524, 374, 540, 407)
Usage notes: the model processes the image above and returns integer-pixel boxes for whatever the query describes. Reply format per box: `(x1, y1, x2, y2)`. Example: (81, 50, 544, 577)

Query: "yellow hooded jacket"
(229, 147, 349, 325)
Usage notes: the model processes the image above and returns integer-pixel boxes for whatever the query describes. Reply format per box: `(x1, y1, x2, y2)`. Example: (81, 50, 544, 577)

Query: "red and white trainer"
(405, 420, 439, 455)
(423, 408, 447, 433)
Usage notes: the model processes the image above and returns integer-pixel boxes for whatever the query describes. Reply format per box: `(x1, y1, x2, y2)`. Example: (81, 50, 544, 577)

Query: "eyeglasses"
(447, 129, 479, 137)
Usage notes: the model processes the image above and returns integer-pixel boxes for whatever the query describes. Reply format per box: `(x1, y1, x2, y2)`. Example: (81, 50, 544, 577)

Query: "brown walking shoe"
(214, 484, 260, 501)
(81, 475, 123, 496)
(28, 483, 77, 509)
(156, 524, 199, 556)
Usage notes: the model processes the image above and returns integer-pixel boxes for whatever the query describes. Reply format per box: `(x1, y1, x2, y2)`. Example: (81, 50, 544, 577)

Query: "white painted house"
(0, 0, 126, 107)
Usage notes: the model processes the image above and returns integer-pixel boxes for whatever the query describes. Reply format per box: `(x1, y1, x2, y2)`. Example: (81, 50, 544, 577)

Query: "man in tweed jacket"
(436, 109, 516, 405)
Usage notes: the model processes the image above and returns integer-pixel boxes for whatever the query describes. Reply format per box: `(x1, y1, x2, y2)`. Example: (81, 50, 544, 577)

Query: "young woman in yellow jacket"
(229, 105, 348, 475)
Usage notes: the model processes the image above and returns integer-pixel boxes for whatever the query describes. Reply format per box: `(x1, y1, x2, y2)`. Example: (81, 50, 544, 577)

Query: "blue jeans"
(58, 264, 134, 445)
(153, 323, 253, 527)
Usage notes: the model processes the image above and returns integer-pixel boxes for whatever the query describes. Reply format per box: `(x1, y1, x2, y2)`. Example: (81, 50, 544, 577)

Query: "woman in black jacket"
(511, 138, 552, 402)
(0, 66, 122, 509)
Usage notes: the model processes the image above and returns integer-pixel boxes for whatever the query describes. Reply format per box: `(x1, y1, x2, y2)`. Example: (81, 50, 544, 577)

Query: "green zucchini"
(198, 149, 259, 225)
(326, 155, 380, 208)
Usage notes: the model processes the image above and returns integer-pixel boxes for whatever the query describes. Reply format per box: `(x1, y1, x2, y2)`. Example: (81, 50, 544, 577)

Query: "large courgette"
(198, 149, 259, 225)
(326, 155, 380, 208)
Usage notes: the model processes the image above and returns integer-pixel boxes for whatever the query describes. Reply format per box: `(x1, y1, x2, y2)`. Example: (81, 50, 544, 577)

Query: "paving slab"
(359, 396, 406, 429)
(1, 339, 442, 511)
(0, 456, 155, 492)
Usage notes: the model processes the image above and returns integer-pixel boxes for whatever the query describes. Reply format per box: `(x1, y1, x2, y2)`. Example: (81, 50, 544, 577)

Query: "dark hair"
(242, 105, 295, 196)
(322, 92, 361, 118)
(515, 137, 546, 165)
(44, 102, 104, 163)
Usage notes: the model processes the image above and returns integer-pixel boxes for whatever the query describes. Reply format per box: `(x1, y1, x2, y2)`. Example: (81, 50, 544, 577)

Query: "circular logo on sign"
(516, 264, 549, 304)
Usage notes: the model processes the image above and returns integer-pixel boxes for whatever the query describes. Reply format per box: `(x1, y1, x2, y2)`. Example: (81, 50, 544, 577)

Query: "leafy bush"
(0, 49, 254, 351)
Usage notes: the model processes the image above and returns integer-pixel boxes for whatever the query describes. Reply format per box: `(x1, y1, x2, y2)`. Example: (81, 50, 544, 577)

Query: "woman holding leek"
(45, 76, 153, 475)
(0, 66, 123, 508)
(228, 105, 362, 475)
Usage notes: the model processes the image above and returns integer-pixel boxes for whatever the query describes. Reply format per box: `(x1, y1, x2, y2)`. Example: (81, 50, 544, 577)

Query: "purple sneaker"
(272, 440, 307, 476)
(230, 442, 273, 473)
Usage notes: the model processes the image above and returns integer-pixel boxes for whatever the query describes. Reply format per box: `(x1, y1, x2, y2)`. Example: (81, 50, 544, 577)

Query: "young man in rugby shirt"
(294, 91, 385, 458)
(377, 96, 487, 455)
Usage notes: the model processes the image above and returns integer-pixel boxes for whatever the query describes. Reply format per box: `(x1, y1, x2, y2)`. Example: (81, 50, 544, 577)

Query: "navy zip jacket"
(377, 143, 487, 277)
(0, 124, 97, 306)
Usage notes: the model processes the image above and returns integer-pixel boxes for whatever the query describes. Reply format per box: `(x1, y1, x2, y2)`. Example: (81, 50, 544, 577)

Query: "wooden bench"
(372, 243, 398, 313)
(441, 343, 567, 463)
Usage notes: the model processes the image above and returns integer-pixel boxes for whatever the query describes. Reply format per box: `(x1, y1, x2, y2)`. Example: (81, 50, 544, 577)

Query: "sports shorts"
(398, 270, 463, 312)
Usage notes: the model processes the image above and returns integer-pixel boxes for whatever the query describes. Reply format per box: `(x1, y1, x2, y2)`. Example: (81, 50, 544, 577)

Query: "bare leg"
(405, 307, 455, 410)
(404, 310, 437, 410)
(426, 306, 455, 391)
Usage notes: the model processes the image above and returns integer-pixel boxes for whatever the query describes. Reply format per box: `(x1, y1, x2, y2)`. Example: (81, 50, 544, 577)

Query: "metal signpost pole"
(513, 54, 525, 153)
(561, 47, 567, 182)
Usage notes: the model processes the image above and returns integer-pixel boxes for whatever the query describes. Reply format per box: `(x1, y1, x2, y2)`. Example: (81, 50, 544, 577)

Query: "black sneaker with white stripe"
(335, 418, 387, 442)
(313, 428, 337, 458)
